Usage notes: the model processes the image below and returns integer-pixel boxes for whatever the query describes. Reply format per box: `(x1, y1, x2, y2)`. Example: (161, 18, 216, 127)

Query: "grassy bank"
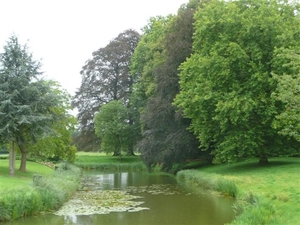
(75, 152, 147, 171)
(0, 161, 81, 222)
(0, 160, 53, 191)
(177, 157, 300, 225)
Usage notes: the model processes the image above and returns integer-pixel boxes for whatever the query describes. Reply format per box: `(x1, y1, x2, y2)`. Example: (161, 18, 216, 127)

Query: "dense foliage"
(94, 101, 130, 156)
(73, 0, 300, 171)
(174, 0, 300, 163)
(130, 2, 204, 172)
(72, 29, 140, 152)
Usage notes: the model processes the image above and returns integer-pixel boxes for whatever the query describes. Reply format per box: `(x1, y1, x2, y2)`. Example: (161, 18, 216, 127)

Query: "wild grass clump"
(0, 163, 82, 222)
(176, 170, 238, 197)
(232, 193, 276, 225)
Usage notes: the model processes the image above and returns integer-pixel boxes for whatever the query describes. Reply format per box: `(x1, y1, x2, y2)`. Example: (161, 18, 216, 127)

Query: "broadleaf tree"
(30, 102, 78, 163)
(72, 29, 140, 153)
(174, 0, 300, 164)
(94, 100, 130, 156)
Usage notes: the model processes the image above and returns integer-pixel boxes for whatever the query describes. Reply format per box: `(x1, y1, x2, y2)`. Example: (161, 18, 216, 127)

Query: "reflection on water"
(3, 171, 236, 225)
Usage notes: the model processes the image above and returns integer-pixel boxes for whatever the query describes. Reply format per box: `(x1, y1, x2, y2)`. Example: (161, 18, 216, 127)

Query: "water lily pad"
(54, 190, 149, 216)
(126, 184, 180, 195)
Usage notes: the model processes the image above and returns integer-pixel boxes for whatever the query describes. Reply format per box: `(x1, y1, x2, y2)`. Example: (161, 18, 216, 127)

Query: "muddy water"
(4, 171, 236, 225)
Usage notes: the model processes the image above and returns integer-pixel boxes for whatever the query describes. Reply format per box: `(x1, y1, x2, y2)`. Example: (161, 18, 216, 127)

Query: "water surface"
(4, 171, 236, 225)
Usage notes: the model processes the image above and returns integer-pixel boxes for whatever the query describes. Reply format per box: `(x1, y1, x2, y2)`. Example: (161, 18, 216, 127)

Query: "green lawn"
(198, 157, 300, 224)
(75, 151, 142, 164)
(0, 159, 53, 191)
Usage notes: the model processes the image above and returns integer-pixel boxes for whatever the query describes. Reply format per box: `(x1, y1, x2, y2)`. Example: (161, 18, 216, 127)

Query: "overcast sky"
(0, 0, 188, 96)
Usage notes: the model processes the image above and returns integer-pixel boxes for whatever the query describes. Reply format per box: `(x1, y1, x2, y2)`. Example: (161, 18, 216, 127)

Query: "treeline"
(72, 0, 300, 172)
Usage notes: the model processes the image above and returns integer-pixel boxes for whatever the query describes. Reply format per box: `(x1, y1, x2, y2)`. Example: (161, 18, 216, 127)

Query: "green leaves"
(94, 100, 130, 155)
(73, 29, 140, 152)
(174, 0, 300, 163)
(272, 48, 300, 141)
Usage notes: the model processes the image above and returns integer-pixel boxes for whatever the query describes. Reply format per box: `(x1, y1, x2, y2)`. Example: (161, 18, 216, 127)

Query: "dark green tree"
(72, 29, 140, 153)
(0, 35, 71, 175)
(174, 0, 300, 164)
(131, 1, 204, 172)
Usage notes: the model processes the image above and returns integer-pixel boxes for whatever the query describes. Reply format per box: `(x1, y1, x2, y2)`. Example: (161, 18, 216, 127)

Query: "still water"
(4, 171, 236, 225)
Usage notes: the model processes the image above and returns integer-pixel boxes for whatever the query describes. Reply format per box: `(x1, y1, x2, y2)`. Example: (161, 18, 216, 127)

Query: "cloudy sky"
(0, 0, 188, 96)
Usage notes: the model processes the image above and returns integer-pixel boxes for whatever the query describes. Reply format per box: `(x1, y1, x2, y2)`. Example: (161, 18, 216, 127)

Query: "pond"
(4, 171, 236, 225)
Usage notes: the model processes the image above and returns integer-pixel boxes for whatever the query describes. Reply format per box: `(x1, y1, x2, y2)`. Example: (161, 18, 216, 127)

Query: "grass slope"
(179, 157, 300, 225)
(0, 160, 53, 191)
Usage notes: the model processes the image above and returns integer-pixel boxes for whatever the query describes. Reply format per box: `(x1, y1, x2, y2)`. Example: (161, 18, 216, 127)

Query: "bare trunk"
(9, 141, 16, 176)
(19, 141, 27, 172)
(127, 148, 135, 156)
(113, 151, 121, 156)
(258, 154, 269, 165)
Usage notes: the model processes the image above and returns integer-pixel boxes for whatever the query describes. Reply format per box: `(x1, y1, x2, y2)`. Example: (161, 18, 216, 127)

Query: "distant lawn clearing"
(76, 151, 141, 162)
(74, 152, 145, 171)
(0, 159, 53, 191)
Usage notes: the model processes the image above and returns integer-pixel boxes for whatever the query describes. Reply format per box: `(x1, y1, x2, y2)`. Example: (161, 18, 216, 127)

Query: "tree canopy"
(72, 0, 300, 170)
(72, 29, 140, 152)
(174, 0, 300, 164)
(94, 100, 130, 156)
(130, 2, 204, 172)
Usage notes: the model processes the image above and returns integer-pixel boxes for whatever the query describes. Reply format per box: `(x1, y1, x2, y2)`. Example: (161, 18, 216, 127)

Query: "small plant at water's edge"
(0, 163, 82, 222)
(231, 193, 277, 225)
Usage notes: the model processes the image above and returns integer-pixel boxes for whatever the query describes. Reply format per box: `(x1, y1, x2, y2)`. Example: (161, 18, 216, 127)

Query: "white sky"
(0, 0, 188, 96)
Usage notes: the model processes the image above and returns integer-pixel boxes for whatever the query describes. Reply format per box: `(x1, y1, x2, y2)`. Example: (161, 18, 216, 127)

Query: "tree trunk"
(19, 141, 27, 172)
(9, 141, 16, 176)
(127, 147, 135, 156)
(113, 151, 121, 156)
(258, 154, 269, 165)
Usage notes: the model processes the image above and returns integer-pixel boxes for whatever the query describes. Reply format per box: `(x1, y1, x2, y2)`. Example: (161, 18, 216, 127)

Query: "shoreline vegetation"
(0, 161, 81, 222)
(0, 153, 299, 224)
(177, 157, 300, 225)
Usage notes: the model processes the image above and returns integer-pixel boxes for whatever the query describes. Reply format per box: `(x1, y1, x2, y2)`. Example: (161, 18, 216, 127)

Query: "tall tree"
(72, 29, 140, 152)
(131, 1, 204, 172)
(174, 0, 300, 164)
(0, 35, 70, 174)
